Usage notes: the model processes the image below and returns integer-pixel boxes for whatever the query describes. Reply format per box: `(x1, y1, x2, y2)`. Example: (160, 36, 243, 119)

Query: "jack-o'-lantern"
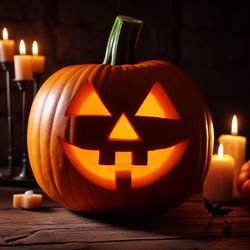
(27, 16, 214, 212)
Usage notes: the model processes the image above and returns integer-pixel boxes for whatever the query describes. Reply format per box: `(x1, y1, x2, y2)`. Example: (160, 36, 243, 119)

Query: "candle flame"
(3, 27, 8, 40)
(231, 115, 238, 135)
(218, 144, 224, 159)
(19, 40, 26, 55)
(32, 41, 38, 55)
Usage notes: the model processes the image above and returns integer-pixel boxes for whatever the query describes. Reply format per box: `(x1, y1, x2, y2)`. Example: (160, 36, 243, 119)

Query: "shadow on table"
(72, 199, 235, 237)
(76, 211, 185, 236)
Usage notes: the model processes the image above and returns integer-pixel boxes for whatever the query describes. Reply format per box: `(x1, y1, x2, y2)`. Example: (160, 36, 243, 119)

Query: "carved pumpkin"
(237, 161, 250, 203)
(27, 16, 213, 212)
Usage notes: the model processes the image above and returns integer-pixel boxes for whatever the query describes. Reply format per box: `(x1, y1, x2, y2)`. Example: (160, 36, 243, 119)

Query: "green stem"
(103, 16, 143, 65)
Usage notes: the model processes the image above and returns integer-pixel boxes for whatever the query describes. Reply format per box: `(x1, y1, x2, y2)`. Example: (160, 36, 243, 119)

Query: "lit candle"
(31, 41, 45, 73)
(14, 40, 33, 80)
(219, 115, 247, 198)
(13, 190, 42, 209)
(0, 27, 15, 62)
(203, 144, 234, 202)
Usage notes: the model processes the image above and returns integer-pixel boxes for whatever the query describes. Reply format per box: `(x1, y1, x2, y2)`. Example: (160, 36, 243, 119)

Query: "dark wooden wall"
(0, 0, 250, 164)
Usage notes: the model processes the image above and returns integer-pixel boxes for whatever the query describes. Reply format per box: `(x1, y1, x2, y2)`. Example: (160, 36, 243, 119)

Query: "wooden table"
(0, 187, 250, 249)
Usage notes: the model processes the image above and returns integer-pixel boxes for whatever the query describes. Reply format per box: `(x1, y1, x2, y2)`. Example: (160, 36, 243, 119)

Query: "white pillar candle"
(0, 28, 15, 62)
(31, 41, 45, 73)
(14, 40, 33, 80)
(13, 190, 42, 209)
(219, 115, 247, 198)
(203, 144, 234, 202)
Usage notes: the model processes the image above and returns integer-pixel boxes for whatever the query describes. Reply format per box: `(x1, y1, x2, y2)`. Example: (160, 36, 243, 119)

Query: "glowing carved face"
(60, 80, 189, 190)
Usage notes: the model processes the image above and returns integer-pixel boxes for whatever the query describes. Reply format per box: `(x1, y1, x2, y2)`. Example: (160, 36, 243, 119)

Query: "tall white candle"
(203, 144, 234, 202)
(0, 27, 15, 62)
(14, 40, 33, 80)
(219, 115, 247, 198)
(31, 41, 45, 73)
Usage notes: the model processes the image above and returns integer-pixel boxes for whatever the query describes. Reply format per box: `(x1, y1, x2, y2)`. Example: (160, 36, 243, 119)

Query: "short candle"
(219, 115, 247, 198)
(0, 27, 15, 62)
(13, 190, 42, 209)
(203, 144, 234, 202)
(31, 40, 45, 73)
(14, 40, 33, 80)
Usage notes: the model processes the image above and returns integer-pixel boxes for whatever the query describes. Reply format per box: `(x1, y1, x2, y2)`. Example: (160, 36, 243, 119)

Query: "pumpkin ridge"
(87, 64, 110, 90)
(29, 68, 69, 202)
(40, 66, 83, 204)
(161, 63, 213, 192)
(200, 106, 214, 183)
(28, 70, 64, 194)
(48, 66, 87, 208)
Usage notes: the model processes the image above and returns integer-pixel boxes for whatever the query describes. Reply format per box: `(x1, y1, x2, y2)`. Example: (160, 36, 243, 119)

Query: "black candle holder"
(13, 79, 34, 180)
(0, 62, 14, 177)
(33, 73, 43, 97)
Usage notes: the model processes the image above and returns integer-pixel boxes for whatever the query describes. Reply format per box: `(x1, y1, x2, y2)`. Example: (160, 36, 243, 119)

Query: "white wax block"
(31, 55, 45, 73)
(13, 191, 42, 209)
(0, 40, 15, 62)
(14, 55, 33, 80)
(219, 134, 247, 198)
(203, 154, 234, 202)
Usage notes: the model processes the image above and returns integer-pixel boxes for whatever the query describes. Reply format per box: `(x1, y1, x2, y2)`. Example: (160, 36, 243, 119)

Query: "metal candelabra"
(14, 79, 35, 180)
(0, 64, 42, 183)
(0, 62, 14, 177)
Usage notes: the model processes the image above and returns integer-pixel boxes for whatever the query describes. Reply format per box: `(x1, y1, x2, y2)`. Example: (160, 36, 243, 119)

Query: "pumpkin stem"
(103, 15, 143, 65)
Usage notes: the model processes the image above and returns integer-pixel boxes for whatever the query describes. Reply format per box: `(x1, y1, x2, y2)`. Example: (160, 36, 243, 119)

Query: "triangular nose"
(108, 113, 141, 141)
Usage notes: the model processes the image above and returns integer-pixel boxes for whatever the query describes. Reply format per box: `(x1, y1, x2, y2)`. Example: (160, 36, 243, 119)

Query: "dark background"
(0, 0, 250, 165)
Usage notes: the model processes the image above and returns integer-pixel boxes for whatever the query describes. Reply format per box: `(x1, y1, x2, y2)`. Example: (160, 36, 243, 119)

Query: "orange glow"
(32, 41, 38, 55)
(66, 80, 111, 116)
(108, 113, 140, 141)
(19, 40, 26, 55)
(2, 27, 8, 40)
(116, 152, 132, 164)
(231, 115, 238, 135)
(135, 82, 180, 119)
(60, 138, 189, 190)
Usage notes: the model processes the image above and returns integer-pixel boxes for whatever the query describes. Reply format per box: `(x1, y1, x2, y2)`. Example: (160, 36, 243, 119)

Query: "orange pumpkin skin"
(237, 161, 250, 203)
(27, 60, 213, 212)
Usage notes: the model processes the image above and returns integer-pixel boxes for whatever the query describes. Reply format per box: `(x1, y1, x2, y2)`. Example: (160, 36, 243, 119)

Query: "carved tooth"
(132, 150, 148, 165)
(99, 149, 115, 165)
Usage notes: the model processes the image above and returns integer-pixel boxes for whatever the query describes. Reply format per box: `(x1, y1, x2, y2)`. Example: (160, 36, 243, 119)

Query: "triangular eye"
(66, 80, 111, 116)
(135, 82, 180, 119)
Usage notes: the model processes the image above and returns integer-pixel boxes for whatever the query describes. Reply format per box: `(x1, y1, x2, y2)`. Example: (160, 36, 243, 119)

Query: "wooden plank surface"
(0, 187, 249, 249)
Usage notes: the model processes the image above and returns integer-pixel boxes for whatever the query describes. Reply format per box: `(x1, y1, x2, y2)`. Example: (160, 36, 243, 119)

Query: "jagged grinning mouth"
(59, 138, 189, 190)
